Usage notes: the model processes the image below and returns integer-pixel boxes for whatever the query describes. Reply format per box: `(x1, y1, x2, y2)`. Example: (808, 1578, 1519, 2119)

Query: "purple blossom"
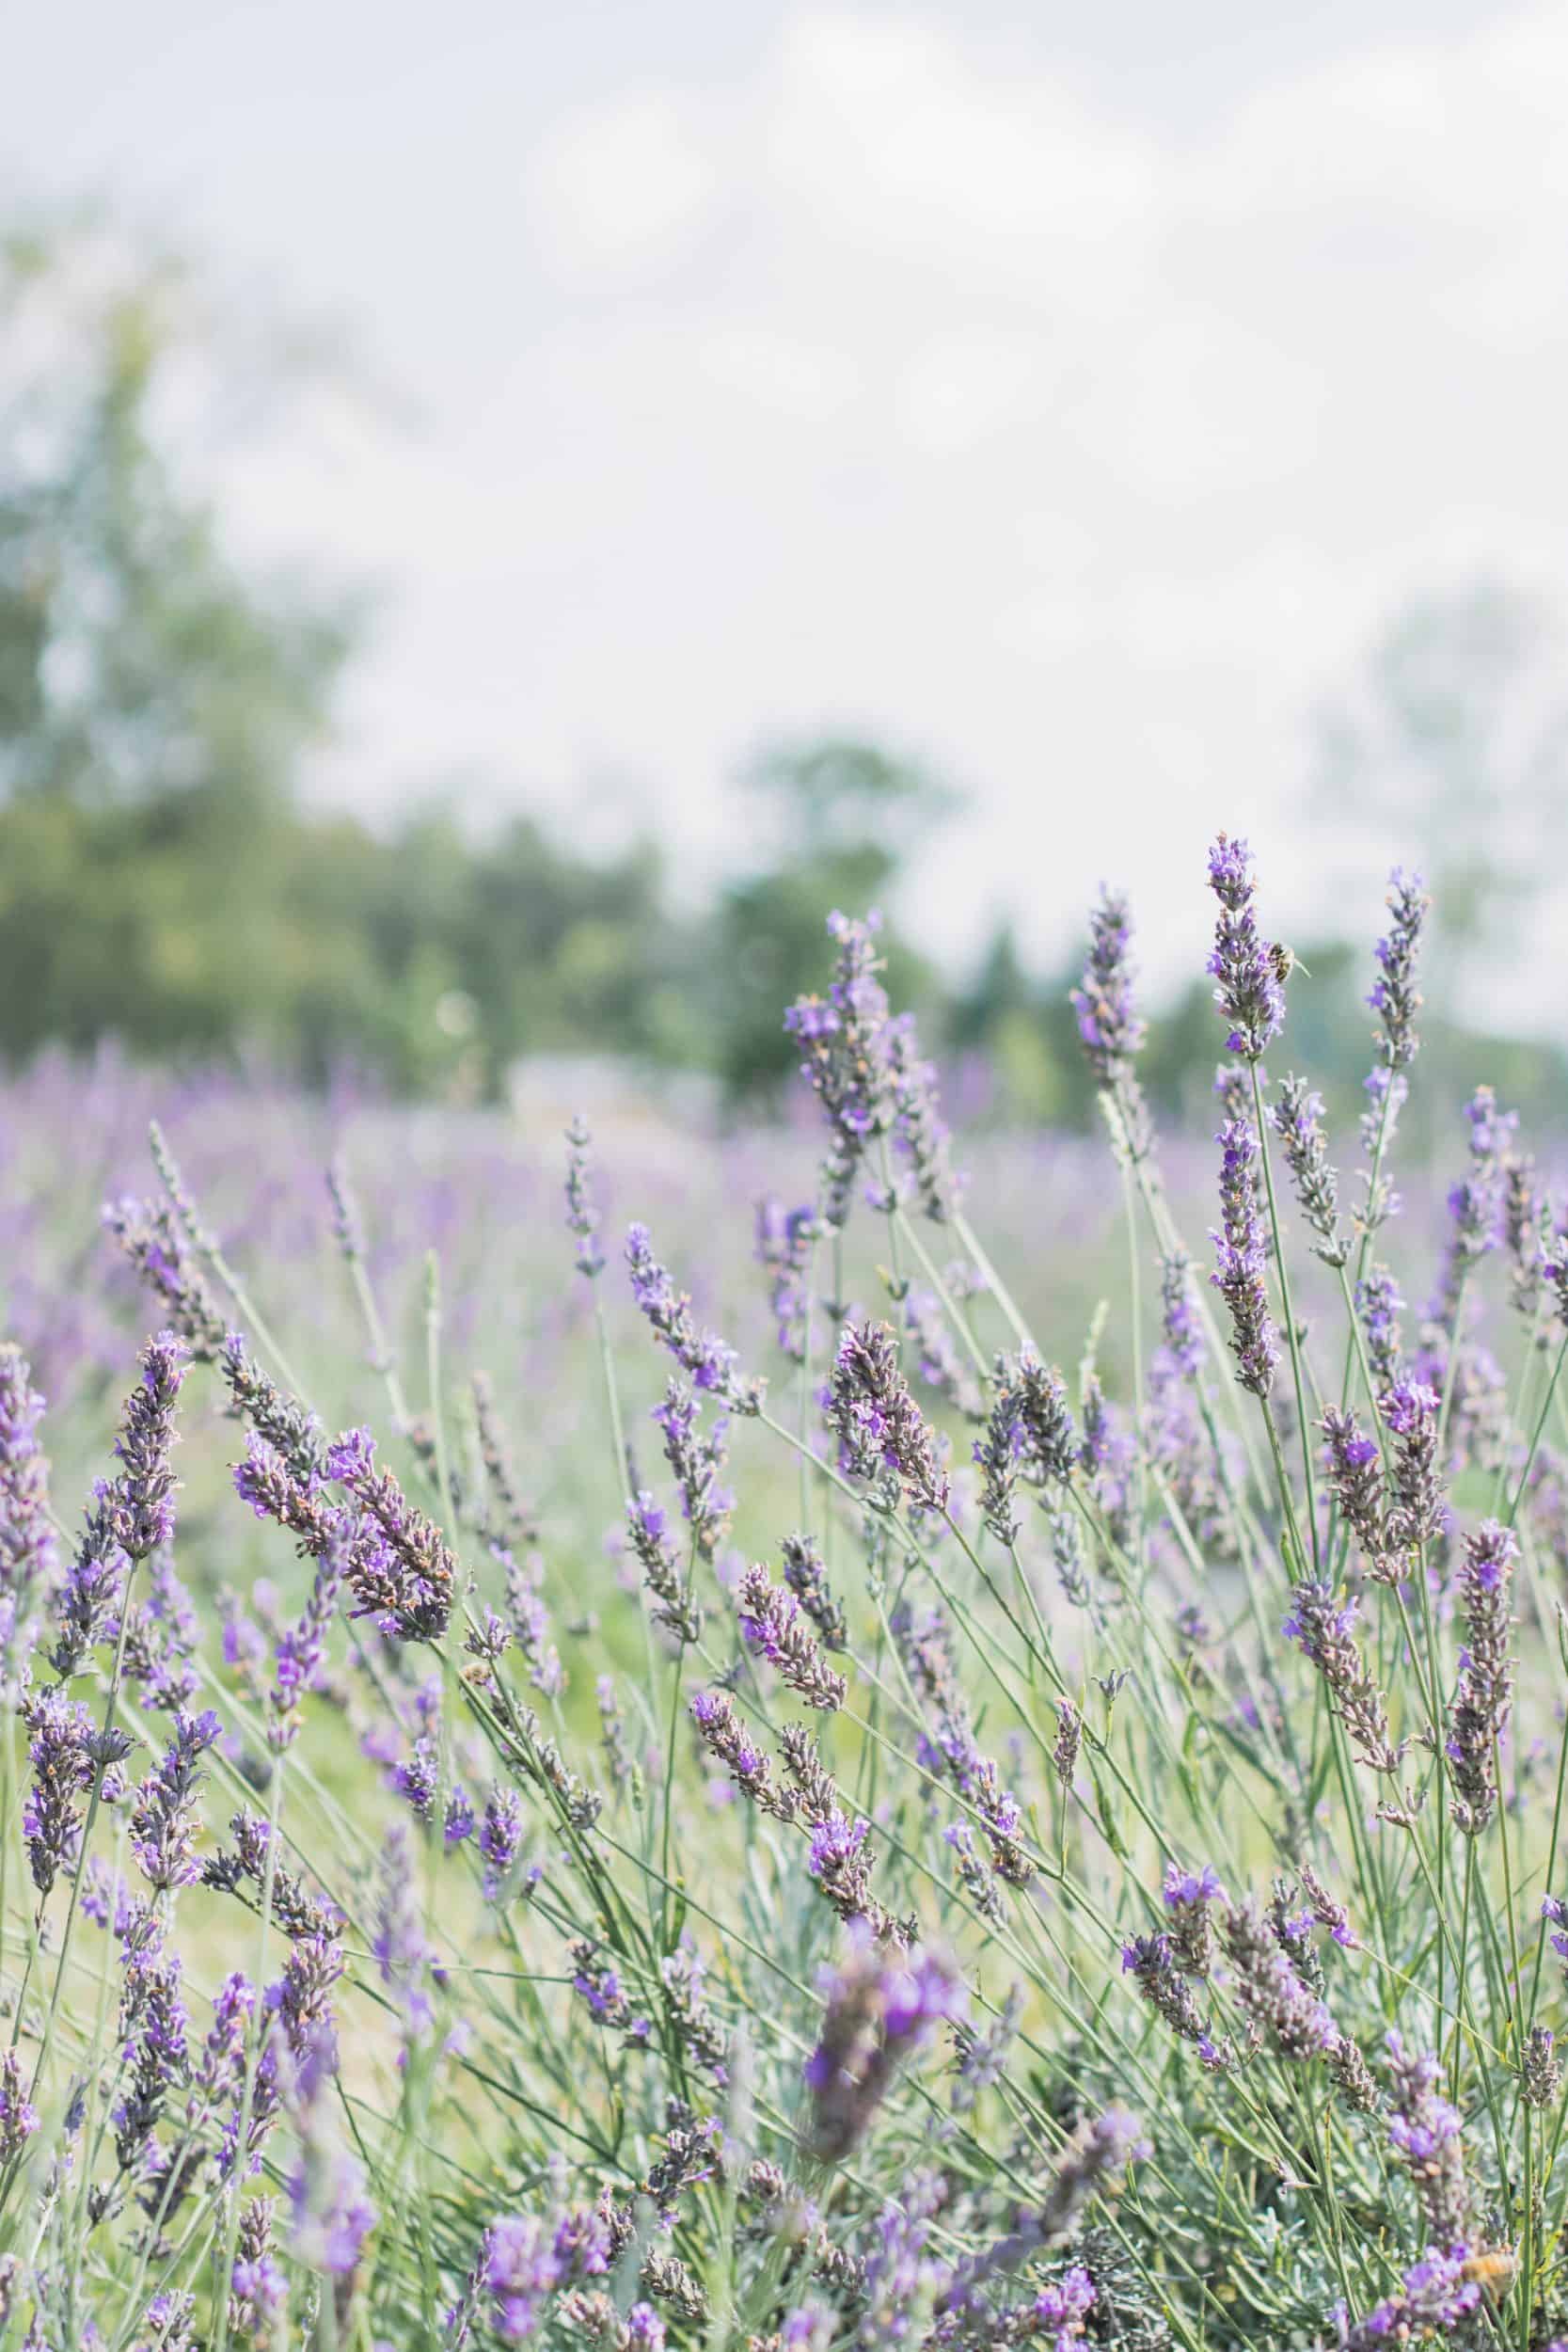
(1446, 1518, 1517, 1836)
(805, 1925, 965, 2158)
(625, 1223, 752, 1405)
(129, 1708, 221, 1890)
(1206, 834, 1285, 1061)
(736, 1562, 846, 1709)
(831, 1321, 950, 1514)
(563, 1114, 605, 1278)
(1366, 866, 1428, 1072)
(1210, 1118, 1278, 1398)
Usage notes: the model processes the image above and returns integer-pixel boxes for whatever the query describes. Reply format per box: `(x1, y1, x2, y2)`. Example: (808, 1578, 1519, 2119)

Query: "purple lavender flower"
(831, 1321, 950, 1514)
(1385, 2031, 1469, 2243)
(1380, 1378, 1447, 1568)
(373, 1823, 436, 2044)
(1221, 1899, 1337, 2060)
(1121, 1933, 1210, 2048)
(129, 1708, 221, 1890)
(1320, 1406, 1385, 1568)
(1446, 1518, 1517, 1837)
(1356, 1264, 1406, 1388)
(1367, 866, 1429, 1072)
(785, 909, 897, 1230)
(1206, 834, 1285, 1061)
(625, 1224, 754, 1406)
(1210, 1118, 1278, 1398)
(1337, 2247, 1480, 2351)
(1270, 1075, 1346, 1266)
(805, 1926, 965, 2159)
(1162, 1862, 1225, 1975)
(736, 1562, 847, 1709)
(652, 1378, 734, 1560)
(1422, 1087, 1516, 1372)
(624, 1488, 702, 1645)
(103, 1195, 228, 1360)
(21, 1683, 98, 1896)
(779, 1532, 847, 1649)
(0, 1343, 55, 1680)
(1522, 2023, 1561, 2108)
(0, 2047, 39, 2164)
(268, 1522, 347, 1749)
(1159, 1252, 1202, 1379)
(755, 1197, 818, 1362)
(1070, 885, 1148, 1089)
(883, 1010, 964, 1224)
(319, 1427, 456, 1642)
(478, 1787, 528, 1903)
(563, 1113, 606, 1278)
(1283, 1582, 1404, 1774)
(112, 1331, 191, 1561)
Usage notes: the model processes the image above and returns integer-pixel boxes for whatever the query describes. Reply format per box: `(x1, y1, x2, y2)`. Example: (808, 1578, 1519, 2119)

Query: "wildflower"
(1385, 2031, 1469, 2244)
(564, 1113, 606, 1278)
(103, 1195, 229, 1359)
(755, 1198, 818, 1362)
(625, 1489, 701, 1644)
(1320, 1406, 1385, 1566)
(1211, 1118, 1278, 1397)
(1356, 1265, 1406, 1387)
(1159, 1252, 1203, 1378)
(0, 2048, 39, 2165)
(780, 1532, 847, 1649)
(1503, 1148, 1549, 1319)
(1284, 1582, 1405, 1774)
(1446, 1518, 1517, 1837)
(1220, 1899, 1338, 2059)
(129, 1707, 221, 1890)
(1367, 866, 1428, 1072)
(1206, 834, 1285, 1061)
(1270, 1075, 1346, 1265)
(1522, 2025, 1561, 2108)
(0, 1343, 55, 1676)
(626, 1223, 756, 1407)
(315, 1428, 453, 1641)
(884, 1010, 964, 1223)
(831, 1321, 950, 1514)
(1380, 1379, 1447, 1568)
(785, 910, 897, 1230)
(571, 1943, 652, 2050)
(804, 1926, 964, 2159)
(1052, 1700, 1082, 1790)
(1337, 2247, 1480, 2351)
(1121, 1934, 1210, 2048)
(1071, 886, 1148, 1088)
(478, 1787, 529, 1903)
(1162, 1863, 1224, 1976)
(736, 1563, 847, 1709)
(689, 1688, 793, 1820)
(1422, 1087, 1515, 1370)
(227, 2200, 286, 2344)
(652, 1378, 734, 1560)
(658, 1943, 730, 2084)
(21, 1683, 98, 1896)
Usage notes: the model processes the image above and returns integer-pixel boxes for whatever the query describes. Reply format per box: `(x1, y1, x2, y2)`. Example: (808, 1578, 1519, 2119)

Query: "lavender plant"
(3, 835, 1568, 2351)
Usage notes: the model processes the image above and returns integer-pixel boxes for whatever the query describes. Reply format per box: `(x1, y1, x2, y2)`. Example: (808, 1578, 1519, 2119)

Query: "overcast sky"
(10, 0, 1568, 997)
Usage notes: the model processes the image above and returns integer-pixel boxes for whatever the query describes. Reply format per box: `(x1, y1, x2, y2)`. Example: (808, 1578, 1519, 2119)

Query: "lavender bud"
(1446, 1518, 1517, 1837)
(1206, 834, 1285, 1061)
(1210, 1119, 1278, 1398)
(736, 1564, 847, 1709)
(1270, 1076, 1346, 1266)
(1385, 2030, 1469, 2244)
(563, 1115, 606, 1278)
(1283, 1583, 1405, 1774)
(1367, 866, 1428, 1071)
(1220, 1899, 1338, 2060)
(831, 1322, 950, 1515)
(804, 1925, 964, 2159)
(1522, 2025, 1561, 2109)
(780, 1533, 847, 1650)
(1161, 1863, 1224, 1975)
(784, 910, 895, 1231)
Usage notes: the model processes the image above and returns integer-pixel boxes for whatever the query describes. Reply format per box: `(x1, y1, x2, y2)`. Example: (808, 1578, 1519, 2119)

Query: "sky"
(9, 0, 1568, 1000)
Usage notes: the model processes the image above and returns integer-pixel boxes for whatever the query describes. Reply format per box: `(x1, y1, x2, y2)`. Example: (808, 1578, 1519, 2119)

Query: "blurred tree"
(707, 734, 952, 1104)
(1313, 579, 1568, 1005)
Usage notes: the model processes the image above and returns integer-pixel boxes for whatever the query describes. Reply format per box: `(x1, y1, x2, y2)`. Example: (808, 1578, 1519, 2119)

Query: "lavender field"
(4, 845, 1568, 2352)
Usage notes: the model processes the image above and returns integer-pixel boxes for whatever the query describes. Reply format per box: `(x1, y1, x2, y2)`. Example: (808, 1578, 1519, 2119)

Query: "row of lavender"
(1, 838, 1566, 2348)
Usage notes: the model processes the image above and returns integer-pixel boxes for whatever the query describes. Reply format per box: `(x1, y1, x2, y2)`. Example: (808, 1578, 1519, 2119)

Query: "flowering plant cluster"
(1, 837, 1568, 2350)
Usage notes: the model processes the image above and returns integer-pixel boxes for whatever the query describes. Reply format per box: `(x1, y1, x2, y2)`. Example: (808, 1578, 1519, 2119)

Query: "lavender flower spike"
(1284, 1582, 1406, 1774)
(1070, 884, 1153, 1161)
(563, 1113, 606, 1278)
(784, 909, 895, 1230)
(831, 1321, 950, 1515)
(1446, 1518, 1518, 1837)
(1367, 866, 1428, 1072)
(804, 1924, 964, 2159)
(1385, 2031, 1469, 2245)
(1270, 1076, 1347, 1267)
(1206, 834, 1285, 1061)
(736, 1563, 847, 1709)
(1210, 1118, 1278, 1398)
